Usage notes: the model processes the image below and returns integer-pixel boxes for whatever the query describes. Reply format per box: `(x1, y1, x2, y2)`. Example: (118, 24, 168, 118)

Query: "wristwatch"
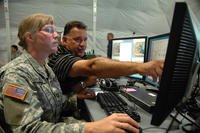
(80, 81, 86, 89)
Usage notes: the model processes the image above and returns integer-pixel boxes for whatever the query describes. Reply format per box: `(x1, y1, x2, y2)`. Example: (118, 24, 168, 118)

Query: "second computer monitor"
(144, 33, 169, 86)
(111, 36, 147, 79)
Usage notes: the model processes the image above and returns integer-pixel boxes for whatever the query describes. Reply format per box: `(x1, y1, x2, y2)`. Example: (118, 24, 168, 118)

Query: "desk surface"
(85, 84, 188, 133)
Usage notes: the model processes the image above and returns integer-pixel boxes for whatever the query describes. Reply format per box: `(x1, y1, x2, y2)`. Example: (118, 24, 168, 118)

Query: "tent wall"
(0, 0, 199, 66)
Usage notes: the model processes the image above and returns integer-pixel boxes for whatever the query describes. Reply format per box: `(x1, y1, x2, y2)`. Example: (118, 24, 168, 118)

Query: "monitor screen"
(151, 2, 199, 126)
(111, 36, 147, 79)
(144, 33, 169, 86)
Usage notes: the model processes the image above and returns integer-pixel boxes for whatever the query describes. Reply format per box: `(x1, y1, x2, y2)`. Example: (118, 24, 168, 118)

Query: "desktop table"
(84, 84, 188, 133)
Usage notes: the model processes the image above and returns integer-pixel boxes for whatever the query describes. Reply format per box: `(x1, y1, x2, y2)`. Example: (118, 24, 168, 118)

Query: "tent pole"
(4, 0, 11, 62)
(92, 0, 97, 52)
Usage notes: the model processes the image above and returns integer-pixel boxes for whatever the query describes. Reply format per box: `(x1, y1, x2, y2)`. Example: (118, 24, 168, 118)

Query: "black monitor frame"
(110, 36, 148, 80)
(144, 33, 169, 86)
(151, 2, 198, 126)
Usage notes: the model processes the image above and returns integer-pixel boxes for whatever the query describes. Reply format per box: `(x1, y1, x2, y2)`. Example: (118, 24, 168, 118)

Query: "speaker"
(98, 78, 119, 91)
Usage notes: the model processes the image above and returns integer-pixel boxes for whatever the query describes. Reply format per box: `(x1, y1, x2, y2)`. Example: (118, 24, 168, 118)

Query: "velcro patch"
(3, 84, 28, 101)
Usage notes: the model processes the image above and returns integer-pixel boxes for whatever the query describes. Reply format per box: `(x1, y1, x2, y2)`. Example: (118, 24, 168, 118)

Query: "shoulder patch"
(3, 84, 28, 101)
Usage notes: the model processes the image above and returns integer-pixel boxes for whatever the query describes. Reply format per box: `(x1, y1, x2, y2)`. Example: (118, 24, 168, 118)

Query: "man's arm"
(69, 57, 163, 80)
(68, 76, 97, 99)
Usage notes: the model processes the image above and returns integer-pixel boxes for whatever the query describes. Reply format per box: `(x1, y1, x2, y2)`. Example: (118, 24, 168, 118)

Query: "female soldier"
(0, 13, 139, 133)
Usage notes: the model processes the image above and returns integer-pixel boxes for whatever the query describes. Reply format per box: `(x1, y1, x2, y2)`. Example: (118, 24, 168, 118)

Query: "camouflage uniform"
(0, 51, 85, 133)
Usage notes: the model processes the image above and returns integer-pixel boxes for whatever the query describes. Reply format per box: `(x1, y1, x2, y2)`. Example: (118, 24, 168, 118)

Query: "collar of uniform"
(23, 51, 50, 80)
(43, 62, 56, 80)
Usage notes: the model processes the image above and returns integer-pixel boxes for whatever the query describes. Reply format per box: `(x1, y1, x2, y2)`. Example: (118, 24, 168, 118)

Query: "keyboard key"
(97, 92, 141, 122)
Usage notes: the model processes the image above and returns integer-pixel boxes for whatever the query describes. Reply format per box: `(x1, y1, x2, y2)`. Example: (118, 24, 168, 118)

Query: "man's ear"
(62, 36, 67, 43)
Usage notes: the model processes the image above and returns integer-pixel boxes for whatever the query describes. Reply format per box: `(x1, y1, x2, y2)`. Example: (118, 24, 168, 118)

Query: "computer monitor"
(111, 36, 147, 79)
(151, 2, 200, 126)
(144, 33, 169, 86)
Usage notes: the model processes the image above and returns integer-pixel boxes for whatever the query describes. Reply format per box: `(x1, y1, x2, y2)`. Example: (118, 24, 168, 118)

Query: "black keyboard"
(97, 92, 141, 122)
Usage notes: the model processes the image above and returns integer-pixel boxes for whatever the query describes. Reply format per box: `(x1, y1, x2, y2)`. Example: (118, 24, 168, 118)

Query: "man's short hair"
(63, 21, 87, 35)
(11, 45, 18, 51)
(107, 33, 114, 38)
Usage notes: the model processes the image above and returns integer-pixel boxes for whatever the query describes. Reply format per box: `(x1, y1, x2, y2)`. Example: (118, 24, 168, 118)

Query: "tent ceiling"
(0, 0, 199, 61)
(1, 0, 199, 34)
(1, 0, 174, 34)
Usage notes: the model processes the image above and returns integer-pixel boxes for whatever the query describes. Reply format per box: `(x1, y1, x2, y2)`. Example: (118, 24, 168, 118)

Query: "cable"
(182, 123, 200, 133)
(167, 111, 180, 132)
(191, 67, 200, 99)
(177, 111, 200, 129)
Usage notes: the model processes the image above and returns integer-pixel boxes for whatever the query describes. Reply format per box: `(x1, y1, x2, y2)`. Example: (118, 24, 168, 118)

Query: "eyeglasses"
(41, 25, 57, 34)
(66, 36, 87, 44)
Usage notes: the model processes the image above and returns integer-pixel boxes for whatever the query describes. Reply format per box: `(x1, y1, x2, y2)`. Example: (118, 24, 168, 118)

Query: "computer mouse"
(139, 127, 143, 133)
(125, 127, 142, 133)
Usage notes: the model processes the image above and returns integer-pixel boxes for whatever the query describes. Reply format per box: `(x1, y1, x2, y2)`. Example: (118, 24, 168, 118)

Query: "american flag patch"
(3, 84, 28, 101)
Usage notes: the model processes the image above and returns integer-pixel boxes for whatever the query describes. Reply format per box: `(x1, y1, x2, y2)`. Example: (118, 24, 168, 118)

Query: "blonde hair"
(18, 13, 54, 49)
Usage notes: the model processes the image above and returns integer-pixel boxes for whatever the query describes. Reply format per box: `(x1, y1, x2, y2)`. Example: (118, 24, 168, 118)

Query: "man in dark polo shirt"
(48, 20, 164, 99)
(48, 21, 97, 100)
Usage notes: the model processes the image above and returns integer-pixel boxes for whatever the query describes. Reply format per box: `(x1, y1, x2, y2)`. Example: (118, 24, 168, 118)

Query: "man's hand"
(85, 76, 97, 87)
(139, 60, 164, 81)
(77, 89, 96, 100)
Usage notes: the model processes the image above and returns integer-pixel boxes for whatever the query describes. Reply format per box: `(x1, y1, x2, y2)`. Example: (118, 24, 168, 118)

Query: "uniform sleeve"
(2, 71, 85, 133)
